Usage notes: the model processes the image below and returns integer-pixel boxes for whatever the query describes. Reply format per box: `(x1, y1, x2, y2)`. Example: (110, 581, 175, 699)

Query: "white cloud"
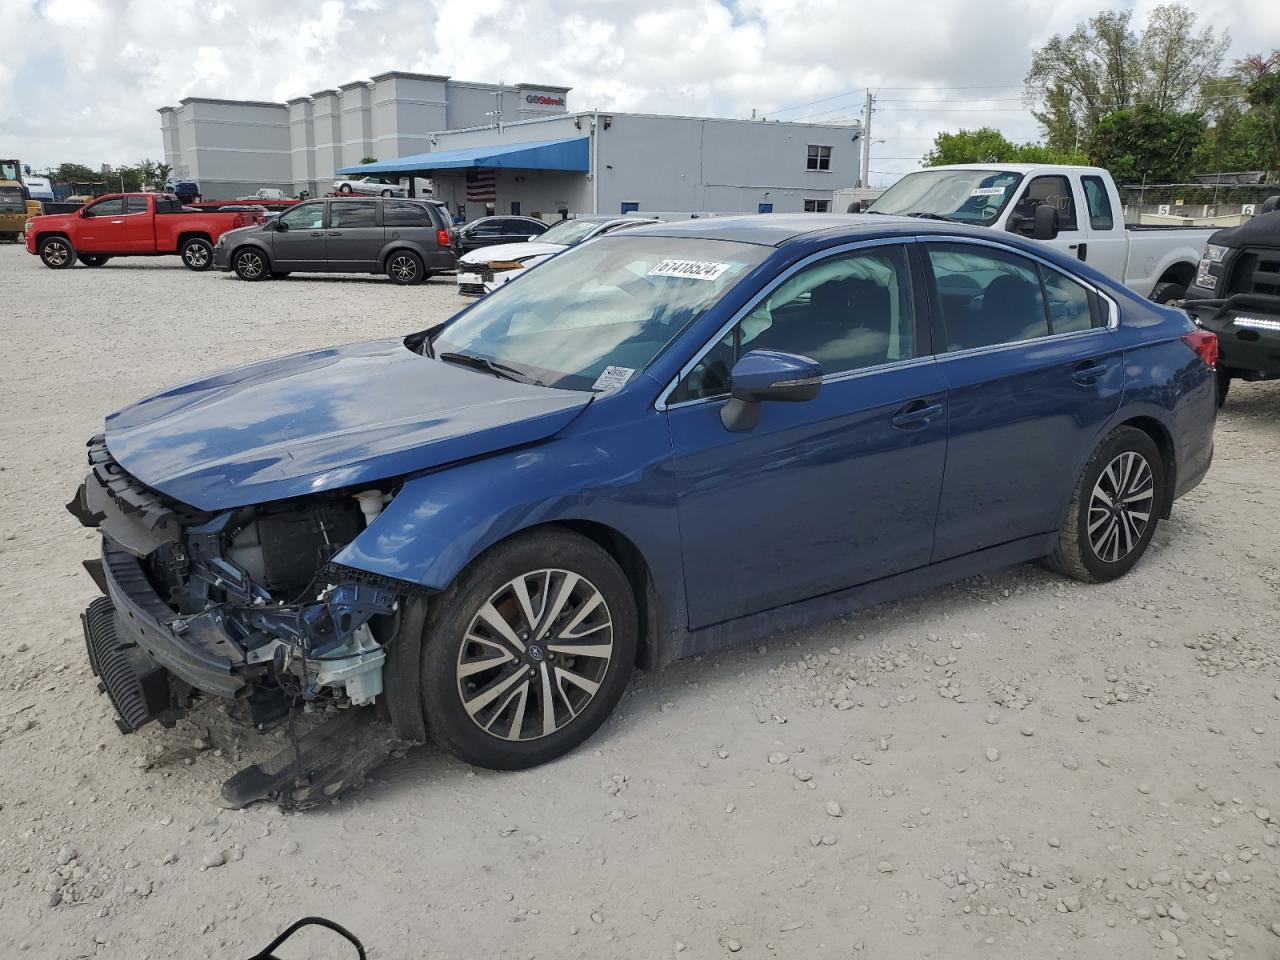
(0, 0, 1273, 183)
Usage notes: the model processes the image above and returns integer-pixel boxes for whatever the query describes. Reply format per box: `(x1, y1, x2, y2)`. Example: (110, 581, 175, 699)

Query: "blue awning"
(336, 137, 590, 176)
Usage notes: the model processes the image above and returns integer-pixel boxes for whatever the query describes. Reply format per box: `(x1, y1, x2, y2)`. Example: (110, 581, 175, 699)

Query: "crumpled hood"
(460, 241, 568, 265)
(104, 338, 592, 511)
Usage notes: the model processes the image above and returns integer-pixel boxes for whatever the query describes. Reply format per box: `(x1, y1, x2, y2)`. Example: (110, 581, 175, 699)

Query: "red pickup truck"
(24, 193, 262, 271)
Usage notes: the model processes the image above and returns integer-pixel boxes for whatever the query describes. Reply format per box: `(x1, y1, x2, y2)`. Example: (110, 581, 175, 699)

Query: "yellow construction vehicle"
(0, 158, 32, 242)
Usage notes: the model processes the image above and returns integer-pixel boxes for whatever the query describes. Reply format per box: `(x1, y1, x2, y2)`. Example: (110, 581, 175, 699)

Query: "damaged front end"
(68, 435, 420, 807)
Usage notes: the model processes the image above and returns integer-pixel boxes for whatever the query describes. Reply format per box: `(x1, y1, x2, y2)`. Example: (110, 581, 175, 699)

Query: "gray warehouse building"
(158, 72, 571, 200)
(159, 70, 861, 216)
(346, 111, 863, 220)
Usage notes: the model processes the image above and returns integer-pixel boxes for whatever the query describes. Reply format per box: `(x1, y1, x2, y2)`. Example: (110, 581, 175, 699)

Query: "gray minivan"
(213, 197, 456, 284)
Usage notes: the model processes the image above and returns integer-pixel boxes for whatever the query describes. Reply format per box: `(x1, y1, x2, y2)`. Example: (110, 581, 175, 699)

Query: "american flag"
(466, 169, 497, 202)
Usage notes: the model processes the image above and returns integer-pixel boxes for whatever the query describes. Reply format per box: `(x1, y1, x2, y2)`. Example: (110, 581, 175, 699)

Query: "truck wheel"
(1149, 281, 1186, 306)
(1045, 426, 1165, 583)
(39, 236, 77, 269)
(386, 250, 425, 285)
(232, 247, 269, 281)
(1215, 367, 1231, 407)
(418, 528, 637, 770)
(79, 254, 109, 267)
(180, 237, 213, 271)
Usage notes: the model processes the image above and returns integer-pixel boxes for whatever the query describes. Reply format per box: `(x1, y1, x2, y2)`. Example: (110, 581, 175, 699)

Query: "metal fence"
(1120, 182, 1278, 226)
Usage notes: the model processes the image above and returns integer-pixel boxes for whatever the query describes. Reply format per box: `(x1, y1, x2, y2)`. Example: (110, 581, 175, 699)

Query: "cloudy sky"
(3, 0, 1276, 184)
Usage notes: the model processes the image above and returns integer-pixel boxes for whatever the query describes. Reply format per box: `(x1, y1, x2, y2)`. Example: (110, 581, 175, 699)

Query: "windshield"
(431, 236, 769, 391)
(869, 169, 1024, 225)
(537, 219, 605, 246)
(0, 185, 24, 211)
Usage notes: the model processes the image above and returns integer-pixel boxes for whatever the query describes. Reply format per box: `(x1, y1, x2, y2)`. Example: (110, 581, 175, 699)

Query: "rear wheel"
(419, 529, 637, 770)
(1149, 281, 1186, 306)
(232, 247, 269, 280)
(1046, 426, 1165, 583)
(338, 184, 353, 195)
(380, 189, 393, 198)
(180, 237, 213, 271)
(386, 249, 425, 285)
(39, 236, 77, 269)
(79, 254, 109, 267)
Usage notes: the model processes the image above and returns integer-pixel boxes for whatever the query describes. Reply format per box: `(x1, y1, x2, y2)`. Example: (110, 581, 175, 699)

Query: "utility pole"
(860, 89, 875, 188)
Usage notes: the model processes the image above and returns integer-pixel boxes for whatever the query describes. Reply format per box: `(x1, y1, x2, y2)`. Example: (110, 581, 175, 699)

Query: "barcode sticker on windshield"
(970, 187, 1007, 197)
(649, 259, 731, 281)
(593, 366, 635, 392)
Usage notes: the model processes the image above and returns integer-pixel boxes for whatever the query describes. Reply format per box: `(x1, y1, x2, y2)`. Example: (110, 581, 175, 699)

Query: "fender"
(377, 239, 430, 265)
(330, 391, 688, 635)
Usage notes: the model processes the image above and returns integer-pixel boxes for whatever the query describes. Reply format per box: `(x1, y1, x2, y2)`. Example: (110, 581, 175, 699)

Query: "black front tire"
(39, 236, 77, 269)
(385, 249, 425, 285)
(232, 247, 269, 281)
(180, 237, 214, 271)
(1149, 281, 1186, 305)
(1046, 426, 1165, 583)
(79, 254, 109, 267)
(419, 529, 637, 770)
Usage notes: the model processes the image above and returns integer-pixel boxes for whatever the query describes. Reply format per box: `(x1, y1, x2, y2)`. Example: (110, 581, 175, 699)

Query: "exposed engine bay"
(68, 434, 417, 807)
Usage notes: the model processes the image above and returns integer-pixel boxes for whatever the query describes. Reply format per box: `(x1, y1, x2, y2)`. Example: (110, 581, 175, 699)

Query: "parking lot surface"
(1, 244, 1278, 959)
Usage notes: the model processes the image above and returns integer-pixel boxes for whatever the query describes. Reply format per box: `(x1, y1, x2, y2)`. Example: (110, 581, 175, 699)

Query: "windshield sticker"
(648, 259, 732, 282)
(592, 366, 635, 392)
(970, 186, 1008, 197)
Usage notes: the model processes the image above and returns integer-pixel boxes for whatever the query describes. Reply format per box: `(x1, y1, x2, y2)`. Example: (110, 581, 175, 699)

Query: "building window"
(511, 201, 521, 216)
(620, 201, 639, 214)
(758, 202, 773, 213)
(804, 199, 831, 212)
(806, 145, 832, 171)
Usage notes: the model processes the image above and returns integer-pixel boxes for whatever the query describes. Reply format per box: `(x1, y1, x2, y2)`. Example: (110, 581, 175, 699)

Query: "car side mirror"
(1031, 205, 1060, 240)
(721, 350, 822, 432)
(274, 219, 288, 232)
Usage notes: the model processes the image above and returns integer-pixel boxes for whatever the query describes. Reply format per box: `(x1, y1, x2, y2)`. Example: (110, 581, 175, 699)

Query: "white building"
(158, 73, 570, 199)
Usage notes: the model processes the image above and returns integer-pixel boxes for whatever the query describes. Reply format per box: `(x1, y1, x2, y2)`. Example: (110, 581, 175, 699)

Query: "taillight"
(1181, 329, 1218, 369)
(436, 228, 451, 248)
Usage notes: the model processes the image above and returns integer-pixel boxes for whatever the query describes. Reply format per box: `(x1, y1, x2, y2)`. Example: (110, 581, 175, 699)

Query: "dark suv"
(1183, 196, 1280, 404)
(214, 197, 456, 284)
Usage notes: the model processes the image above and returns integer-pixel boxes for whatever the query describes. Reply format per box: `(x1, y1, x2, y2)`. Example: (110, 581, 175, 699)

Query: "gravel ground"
(1, 244, 1278, 960)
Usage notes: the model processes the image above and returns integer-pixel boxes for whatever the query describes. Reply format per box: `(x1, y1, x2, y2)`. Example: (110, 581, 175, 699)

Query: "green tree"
(1089, 105, 1205, 183)
(360, 156, 378, 164)
(1026, 4, 1227, 151)
(45, 162, 98, 184)
(923, 127, 1086, 167)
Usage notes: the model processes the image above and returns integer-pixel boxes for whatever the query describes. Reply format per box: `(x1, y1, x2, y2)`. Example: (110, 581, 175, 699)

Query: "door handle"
(110, 219, 124, 224)
(327, 231, 342, 236)
(310, 231, 324, 237)
(1071, 360, 1111, 385)
(1066, 243, 1087, 261)
(891, 399, 944, 429)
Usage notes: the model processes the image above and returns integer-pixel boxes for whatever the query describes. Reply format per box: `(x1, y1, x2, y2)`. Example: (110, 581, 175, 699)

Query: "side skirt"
(661, 533, 1058, 666)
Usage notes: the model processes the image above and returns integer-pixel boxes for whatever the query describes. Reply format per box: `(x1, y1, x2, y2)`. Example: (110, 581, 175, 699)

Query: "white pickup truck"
(865, 164, 1216, 303)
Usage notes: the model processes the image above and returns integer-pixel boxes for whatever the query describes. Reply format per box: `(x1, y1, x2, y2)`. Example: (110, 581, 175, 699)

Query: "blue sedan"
(70, 214, 1217, 782)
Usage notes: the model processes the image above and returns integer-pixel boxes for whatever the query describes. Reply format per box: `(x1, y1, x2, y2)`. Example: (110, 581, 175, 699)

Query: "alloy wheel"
(389, 255, 418, 282)
(44, 241, 70, 266)
(236, 251, 264, 279)
(184, 244, 209, 267)
(1087, 451, 1155, 563)
(456, 569, 614, 742)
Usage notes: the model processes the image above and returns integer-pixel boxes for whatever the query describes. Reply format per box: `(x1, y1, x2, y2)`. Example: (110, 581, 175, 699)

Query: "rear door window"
(1042, 267, 1105, 333)
(1080, 175, 1115, 231)
(926, 243, 1051, 351)
(124, 195, 150, 215)
(330, 201, 378, 228)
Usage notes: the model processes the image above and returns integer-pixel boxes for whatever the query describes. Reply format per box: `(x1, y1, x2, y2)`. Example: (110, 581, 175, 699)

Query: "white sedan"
(332, 175, 433, 198)
(456, 216, 657, 296)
